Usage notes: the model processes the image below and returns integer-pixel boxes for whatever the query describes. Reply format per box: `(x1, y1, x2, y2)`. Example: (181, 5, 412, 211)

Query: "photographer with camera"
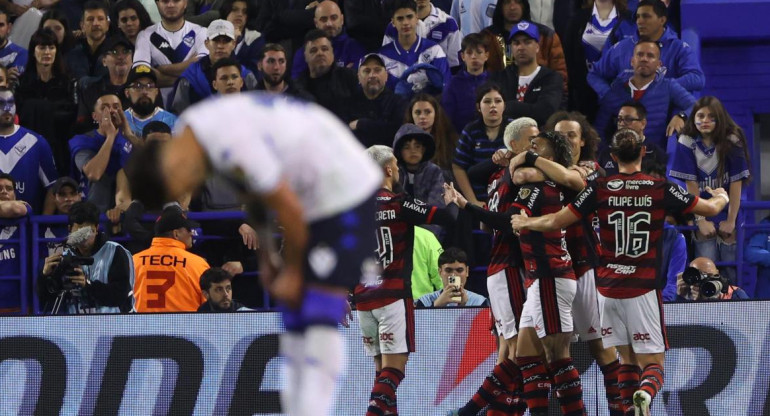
(676, 257, 748, 301)
(37, 201, 135, 314)
(415, 247, 488, 308)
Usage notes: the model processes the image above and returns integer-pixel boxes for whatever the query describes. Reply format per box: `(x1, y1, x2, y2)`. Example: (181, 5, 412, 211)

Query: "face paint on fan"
(0, 90, 16, 117)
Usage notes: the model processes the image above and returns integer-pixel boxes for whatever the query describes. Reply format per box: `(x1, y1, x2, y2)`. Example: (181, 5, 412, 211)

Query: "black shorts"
(304, 195, 377, 290)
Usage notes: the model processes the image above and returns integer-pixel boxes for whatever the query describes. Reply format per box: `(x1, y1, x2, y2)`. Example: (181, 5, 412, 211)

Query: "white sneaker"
(633, 390, 651, 416)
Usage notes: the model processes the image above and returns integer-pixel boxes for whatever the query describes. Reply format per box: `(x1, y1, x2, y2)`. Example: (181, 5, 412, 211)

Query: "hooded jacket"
(393, 124, 446, 212)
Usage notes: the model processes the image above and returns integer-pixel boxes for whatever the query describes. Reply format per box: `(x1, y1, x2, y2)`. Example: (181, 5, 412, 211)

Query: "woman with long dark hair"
(669, 96, 751, 279)
(452, 83, 511, 206)
(17, 28, 78, 176)
(39, 10, 78, 55)
(404, 93, 458, 177)
(111, 0, 153, 46)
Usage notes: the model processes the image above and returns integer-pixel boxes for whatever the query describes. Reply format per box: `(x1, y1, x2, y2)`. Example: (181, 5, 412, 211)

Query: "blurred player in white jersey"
(125, 93, 382, 416)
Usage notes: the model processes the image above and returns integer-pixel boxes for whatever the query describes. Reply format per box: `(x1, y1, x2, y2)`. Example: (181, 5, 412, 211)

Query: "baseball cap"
(508, 20, 540, 42)
(154, 207, 199, 235)
(104, 35, 134, 54)
(359, 53, 385, 68)
(126, 64, 157, 85)
(207, 19, 235, 41)
(51, 177, 78, 195)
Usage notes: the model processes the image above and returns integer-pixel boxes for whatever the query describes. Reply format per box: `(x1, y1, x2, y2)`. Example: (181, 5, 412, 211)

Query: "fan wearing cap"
(347, 53, 407, 147)
(76, 35, 135, 132)
(124, 65, 177, 137)
(170, 19, 257, 114)
(489, 20, 564, 126)
(43, 177, 83, 258)
(133, 206, 210, 312)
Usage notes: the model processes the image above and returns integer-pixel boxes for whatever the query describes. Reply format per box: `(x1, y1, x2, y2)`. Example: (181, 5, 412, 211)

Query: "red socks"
(551, 357, 585, 416)
(366, 367, 404, 416)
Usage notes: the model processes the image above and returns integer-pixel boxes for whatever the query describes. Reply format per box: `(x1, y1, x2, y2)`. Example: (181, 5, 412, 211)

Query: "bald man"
(291, 0, 366, 78)
(676, 257, 749, 301)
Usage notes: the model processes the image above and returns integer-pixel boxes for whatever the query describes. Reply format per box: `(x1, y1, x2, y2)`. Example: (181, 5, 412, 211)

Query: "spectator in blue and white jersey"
(0, 10, 27, 88)
(382, 0, 462, 70)
(170, 19, 257, 114)
(65, 1, 112, 80)
(0, 88, 58, 214)
(133, 0, 209, 100)
(450, 0, 497, 37)
(0, 172, 31, 313)
(587, 0, 704, 100)
(291, 0, 366, 80)
(124, 65, 177, 137)
(69, 94, 134, 213)
(379, 0, 451, 92)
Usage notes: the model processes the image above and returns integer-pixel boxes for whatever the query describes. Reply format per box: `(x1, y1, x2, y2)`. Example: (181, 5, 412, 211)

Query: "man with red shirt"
(354, 145, 458, 416)
(512, 129, 729, 416)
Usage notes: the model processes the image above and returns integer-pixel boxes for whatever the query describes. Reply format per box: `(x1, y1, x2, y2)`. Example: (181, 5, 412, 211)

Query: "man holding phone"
(415, 247, 488, 307)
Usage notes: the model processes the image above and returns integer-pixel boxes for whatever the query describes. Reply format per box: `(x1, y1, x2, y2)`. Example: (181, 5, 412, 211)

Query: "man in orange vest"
(133, 206, 210, 312)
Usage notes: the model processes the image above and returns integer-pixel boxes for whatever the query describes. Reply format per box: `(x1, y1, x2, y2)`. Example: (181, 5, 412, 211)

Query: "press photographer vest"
(66, 241, 135, 314)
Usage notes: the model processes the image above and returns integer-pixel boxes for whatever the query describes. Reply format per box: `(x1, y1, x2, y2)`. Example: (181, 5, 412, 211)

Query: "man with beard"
(65, 1, 112, 79)
(134, 0, 209, 103)
(69, 94, 134, 212)
(0, 87, 57, 214)
(347, 53, 407, 147)
(295, 30, 358, 121)
(291, 0, 365, 79)
(77, 36, 134, 133)
(255, 43, 313, 100)
(593, 41, 694, 149)
(0, 10, 27, 88)
(124, 65, 177, 137)
(170, 19, 257, 114)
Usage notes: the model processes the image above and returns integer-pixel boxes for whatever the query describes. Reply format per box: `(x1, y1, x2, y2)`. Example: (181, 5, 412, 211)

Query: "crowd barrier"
(0, 302, 767, 415)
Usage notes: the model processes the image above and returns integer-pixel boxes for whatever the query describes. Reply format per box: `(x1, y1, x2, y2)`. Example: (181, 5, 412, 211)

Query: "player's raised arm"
(691, 186, 730, 218)
(511, 206, 580, 234)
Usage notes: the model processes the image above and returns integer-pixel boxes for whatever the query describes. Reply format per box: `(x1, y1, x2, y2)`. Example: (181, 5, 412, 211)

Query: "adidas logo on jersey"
(588, 326, 597, 334)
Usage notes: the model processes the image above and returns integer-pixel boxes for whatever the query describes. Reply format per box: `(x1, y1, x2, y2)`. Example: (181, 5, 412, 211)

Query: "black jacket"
(490, 65, 563, 126)
(343, 0, 396, 52)
(347, 88, 407, 147)
(197, 299, 247, 312)
(295, 65, 358, 121)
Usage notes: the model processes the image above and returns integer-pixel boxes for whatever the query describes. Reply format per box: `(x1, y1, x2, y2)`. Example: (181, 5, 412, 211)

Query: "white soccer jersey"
(382, 4, 462, 67)
(133, 21, 209, 68)
(177, 93, 382, 222)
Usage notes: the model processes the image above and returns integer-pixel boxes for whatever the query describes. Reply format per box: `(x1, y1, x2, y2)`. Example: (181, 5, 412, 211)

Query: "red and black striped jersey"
(564, 161, 602, 277)
(513, 181, 575, 287)
(354, 188, 457, 310)
(485, 167, 523, 275)
(568, 172, 699, 299)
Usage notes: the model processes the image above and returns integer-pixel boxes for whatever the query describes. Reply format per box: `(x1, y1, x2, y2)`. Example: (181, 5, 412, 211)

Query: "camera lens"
(682, 267, 702, 285)
(702, 280, 723, 298)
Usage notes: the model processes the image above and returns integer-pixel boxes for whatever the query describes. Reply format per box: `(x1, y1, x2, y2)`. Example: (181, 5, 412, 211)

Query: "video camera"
(51, 227, 95, 291)
(682, 266, 729, 299)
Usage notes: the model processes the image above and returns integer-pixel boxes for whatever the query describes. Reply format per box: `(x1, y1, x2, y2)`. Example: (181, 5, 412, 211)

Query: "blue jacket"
(588, 27, 705, 99)
(441, 69, 489, 133)
(745, 217, 770, 299)
(593, 74, 695, 149)
(171, 56, 256, 114)
(291, 32, 366, 80)
(661, 223, 687, 302)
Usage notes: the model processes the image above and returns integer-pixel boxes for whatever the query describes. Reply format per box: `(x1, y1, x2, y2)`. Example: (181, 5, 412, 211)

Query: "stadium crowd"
(0, 0, 762, 413)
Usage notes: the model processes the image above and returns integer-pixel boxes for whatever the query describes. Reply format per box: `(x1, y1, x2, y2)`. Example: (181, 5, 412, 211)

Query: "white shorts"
(357, 299, 415, 356)
(598, 290, 667, 354)
(487, 267, 526, 340)
(519, 278, 577, 338)
(572, 269, 602, 342)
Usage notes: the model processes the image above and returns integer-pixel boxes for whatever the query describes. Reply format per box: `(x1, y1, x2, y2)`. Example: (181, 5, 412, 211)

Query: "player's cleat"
(633, 390, 651, 416)
(445, 409, 460, 416)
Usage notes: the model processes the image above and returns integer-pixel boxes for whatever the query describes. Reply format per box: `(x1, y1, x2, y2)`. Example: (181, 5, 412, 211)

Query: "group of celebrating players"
(126, 93, 729, 416)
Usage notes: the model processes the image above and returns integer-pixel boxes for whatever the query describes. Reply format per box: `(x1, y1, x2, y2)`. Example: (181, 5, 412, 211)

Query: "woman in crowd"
(452, 83, 511, 206)
(222, 0, 263, 74)
(669, 96, 752, 281)
(111, 0, 154, 46)
(39, 10, 77, 55)
(564, 0, 635, 121)
(16, 28, 78, 176)
(404, 93, 459, 181)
